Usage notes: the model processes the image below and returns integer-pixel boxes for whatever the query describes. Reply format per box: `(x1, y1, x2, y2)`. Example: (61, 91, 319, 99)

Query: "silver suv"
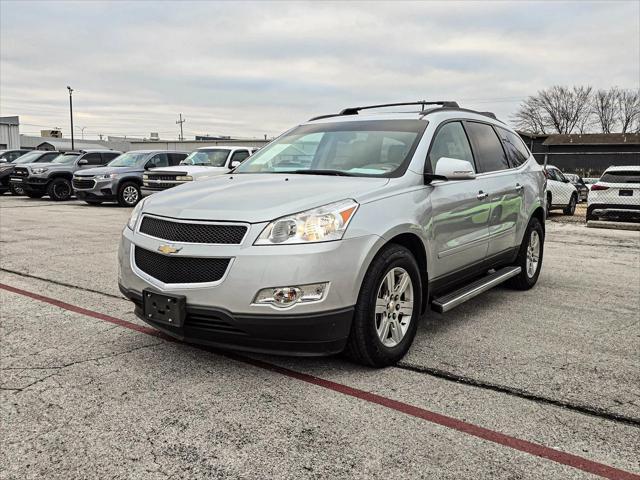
(118, 101, 546, 367)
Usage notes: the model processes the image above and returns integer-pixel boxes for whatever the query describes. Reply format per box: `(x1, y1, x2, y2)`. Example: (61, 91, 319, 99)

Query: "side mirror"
(432, 157, 476, 181)
(78, 159, 89, 166)
(230, 160, 241, 168)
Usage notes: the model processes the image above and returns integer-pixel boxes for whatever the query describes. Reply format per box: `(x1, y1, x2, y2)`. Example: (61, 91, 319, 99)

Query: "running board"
(431, 266, 521, 313)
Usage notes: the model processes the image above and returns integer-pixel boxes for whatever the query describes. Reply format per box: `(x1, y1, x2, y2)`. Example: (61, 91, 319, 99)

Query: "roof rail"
(308, 100, 459, 121)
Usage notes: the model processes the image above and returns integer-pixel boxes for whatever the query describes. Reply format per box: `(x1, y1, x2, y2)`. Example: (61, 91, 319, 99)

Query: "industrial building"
(0, 116, 20, 149)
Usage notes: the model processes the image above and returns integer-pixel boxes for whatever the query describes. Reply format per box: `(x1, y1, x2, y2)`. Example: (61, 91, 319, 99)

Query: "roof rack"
(308, 100, 459, 121)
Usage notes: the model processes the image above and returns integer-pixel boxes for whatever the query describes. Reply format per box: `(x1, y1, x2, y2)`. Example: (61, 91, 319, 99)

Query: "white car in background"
(587, 165, 640, 222)
(141, 146, 258, 195)
(544, 165, 578, 216)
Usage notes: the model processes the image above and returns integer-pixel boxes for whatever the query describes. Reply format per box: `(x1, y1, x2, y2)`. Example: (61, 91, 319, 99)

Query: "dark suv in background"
(0, 150, 61, 195)
(0, 149, 30, 163)
(73, 150, 188, 207)
(10, 149, 121, 200)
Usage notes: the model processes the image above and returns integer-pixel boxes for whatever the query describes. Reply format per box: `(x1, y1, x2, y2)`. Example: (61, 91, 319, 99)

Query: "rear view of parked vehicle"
(0, 150, 61, 195)
(564, 173, 589, 202)
(142, 146, 256, 195)
(587, 166, 640, 222)
(9, 149, 121, 201)
(544, 165, 578, 215)
(73, 150, 188, 207)
(118, 101, 546, 367)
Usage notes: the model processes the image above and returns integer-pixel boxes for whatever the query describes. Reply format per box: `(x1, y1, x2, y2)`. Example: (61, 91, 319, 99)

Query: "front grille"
(186, 312, 246, 335)
(148, 174, 181, 181)
(144, 182, 176, 190)
(134, 246, 230, 284)
(72, 178, 95, 189)
(13, 167, 28, 177)
(140, 216, 247, 244)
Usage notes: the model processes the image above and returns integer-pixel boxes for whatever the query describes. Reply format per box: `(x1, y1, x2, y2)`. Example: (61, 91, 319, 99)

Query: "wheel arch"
(48, 172, 73, 181)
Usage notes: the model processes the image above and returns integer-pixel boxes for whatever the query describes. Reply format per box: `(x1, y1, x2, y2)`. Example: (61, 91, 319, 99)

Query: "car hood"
(75, 166, 142, 176)
(144, 174, 390, 223)
(148, 165, 229, 175)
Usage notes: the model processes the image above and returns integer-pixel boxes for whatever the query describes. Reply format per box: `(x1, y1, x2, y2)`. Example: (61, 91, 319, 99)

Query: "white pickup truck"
(141, 146, 258, 195)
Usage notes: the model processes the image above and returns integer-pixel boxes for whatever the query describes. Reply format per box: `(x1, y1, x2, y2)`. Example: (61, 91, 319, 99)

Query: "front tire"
(117, 181, 141, 207)
(47, 178, 72, 201)
(507, 217, 544, 290)
(563, 193, 577, 215)
(345, 244, 422, 367)
(10, 184, 25, 196)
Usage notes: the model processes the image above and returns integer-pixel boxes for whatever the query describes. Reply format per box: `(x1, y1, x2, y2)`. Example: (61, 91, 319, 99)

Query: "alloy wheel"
(123, 186, 139, 205)
(374, 267, 414, 347)
(526, 231, 540, 278)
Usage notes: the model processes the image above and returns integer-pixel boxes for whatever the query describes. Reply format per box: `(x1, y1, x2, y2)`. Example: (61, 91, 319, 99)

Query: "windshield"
(51, 153, 79, 164)
(234, 120, 426, 177)
(565, 174, 579, 182)
(180, 149, 230, 167)
(601, 171, 640, 183)
(108, 152, 149, 167)
(13, 152, 44, 164)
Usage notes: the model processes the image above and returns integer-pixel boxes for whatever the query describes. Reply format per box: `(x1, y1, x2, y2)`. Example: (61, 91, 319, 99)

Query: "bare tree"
(616, 89, 640, 133)
(591, 88, 619, 133)
(513, 86, 593, 134)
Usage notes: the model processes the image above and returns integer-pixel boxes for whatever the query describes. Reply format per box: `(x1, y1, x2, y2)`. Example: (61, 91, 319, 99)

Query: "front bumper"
(118, 224, 379, 355)
(9, 176, 48, 193)
(120, 284, 352, 355)
(73, 178, 117, 201)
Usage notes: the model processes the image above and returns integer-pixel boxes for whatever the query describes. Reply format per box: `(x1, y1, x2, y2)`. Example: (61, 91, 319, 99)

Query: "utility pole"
(67, 86, 74, 150)
(80, 126, 86, 140)
(176, 113, 186, 141)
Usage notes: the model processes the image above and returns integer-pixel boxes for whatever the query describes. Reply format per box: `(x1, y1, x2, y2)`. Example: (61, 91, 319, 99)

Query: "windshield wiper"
(291, 169, 355, 177)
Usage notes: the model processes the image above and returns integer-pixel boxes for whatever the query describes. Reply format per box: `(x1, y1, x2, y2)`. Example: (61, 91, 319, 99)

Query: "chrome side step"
(431, 266, 521, 313)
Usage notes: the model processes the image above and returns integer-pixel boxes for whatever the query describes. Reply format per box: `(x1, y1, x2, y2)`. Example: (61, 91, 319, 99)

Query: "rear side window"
(427, 122, 474, 173)
(230, 150, 250, 164)
(168, 153, 187, 166)
(499, 129, 530, 167)
(102, 152, 120, 163)
(465, 122, 509, 173)
(82, 153, 103, 165)
(601, 171, 640, 183)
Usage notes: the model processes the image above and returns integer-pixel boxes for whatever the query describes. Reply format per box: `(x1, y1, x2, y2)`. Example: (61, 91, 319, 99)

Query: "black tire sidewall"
(519, 218, 544, 288)
(118, 182, 141, 207)
(48, 178, 72, 201)
(10, 184, 24, 195)
(351, 245, 422, 366)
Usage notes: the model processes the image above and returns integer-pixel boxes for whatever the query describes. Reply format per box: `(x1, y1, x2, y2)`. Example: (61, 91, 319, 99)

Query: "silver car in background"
(118, 101, 546, 367)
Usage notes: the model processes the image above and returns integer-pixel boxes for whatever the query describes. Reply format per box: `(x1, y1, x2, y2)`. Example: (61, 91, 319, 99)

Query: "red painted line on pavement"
(2, 281, 638, 480)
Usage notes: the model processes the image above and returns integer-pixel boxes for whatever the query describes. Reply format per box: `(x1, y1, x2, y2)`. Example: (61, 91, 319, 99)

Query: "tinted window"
(465, 122, 509, 172)
(230, 150, 250, 164)
(82, 153, 103, 165)
(146, 153, 169, 169)
(601, 171, 640, 183)
(40, 152, 60, 162)
(102, 152, 120, 163)
(427, 122, 474, 172)
(168, 153, 187, 165)
(499, 129, 530, 167)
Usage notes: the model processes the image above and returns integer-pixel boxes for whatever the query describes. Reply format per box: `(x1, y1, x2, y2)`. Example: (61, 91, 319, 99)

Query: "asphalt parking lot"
(1, 196, 639, 480)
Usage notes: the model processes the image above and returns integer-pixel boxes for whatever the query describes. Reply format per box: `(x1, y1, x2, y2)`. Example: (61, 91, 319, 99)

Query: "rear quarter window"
(499, 129, 530, 167)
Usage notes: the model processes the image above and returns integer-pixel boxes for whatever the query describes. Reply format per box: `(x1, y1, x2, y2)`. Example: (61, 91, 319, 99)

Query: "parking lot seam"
(396, 361, 640, 428)
(1, 281, 639, 480)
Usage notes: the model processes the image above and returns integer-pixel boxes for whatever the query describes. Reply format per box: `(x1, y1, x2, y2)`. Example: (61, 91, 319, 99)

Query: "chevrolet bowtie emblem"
(158, 244, 182, 255)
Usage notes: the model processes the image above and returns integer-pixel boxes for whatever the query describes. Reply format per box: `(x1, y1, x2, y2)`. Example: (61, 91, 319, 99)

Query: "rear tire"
(47, 178, 72, 201)
(345, 244, 422, 367)
(117, 181, 141, 207)
(10, 184, 25, 196)
(546, 192, 552, 217)
(563, 193, 577, 215)
(507, 217, 544, 290)
(24, 191, 43, 199)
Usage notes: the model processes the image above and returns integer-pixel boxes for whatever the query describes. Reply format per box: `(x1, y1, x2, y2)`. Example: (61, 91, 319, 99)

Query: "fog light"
(253, 283, 328, 308)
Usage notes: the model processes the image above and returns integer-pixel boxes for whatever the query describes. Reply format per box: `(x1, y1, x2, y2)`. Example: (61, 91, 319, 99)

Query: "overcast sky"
(1, 1, 638, 140)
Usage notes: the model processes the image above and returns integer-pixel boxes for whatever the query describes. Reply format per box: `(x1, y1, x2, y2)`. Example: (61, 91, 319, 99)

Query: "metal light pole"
(80, 126, 86, 140)
(67, 86, 74, 150)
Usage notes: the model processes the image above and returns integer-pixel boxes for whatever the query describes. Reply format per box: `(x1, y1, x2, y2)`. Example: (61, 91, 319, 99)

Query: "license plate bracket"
(143, 289, 186, 327)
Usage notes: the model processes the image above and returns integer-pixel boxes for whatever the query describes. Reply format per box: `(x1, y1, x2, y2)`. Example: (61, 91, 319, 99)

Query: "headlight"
(127, 198, 146, 230)
(32, 168, 48, 174)
(255, 199, 358, 245)
(142, 174, 149, 180)
(95, 173, 117, 180)
(176, 175, 193, 181)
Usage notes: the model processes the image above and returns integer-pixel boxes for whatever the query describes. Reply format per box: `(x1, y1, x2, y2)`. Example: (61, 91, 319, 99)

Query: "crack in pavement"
(395, 361, 640, 428)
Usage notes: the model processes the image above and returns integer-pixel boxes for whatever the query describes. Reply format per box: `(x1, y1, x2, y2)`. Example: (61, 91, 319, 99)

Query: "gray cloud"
(1, 0, 638, 140)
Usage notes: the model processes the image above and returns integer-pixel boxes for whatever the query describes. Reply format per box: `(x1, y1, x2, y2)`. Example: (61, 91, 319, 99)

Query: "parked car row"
(1, 146, 257, 205)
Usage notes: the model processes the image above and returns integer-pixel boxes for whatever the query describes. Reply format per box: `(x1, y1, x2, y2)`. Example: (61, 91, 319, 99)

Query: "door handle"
(477, 191, 488, 200)
(515, 183, 524, 192)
